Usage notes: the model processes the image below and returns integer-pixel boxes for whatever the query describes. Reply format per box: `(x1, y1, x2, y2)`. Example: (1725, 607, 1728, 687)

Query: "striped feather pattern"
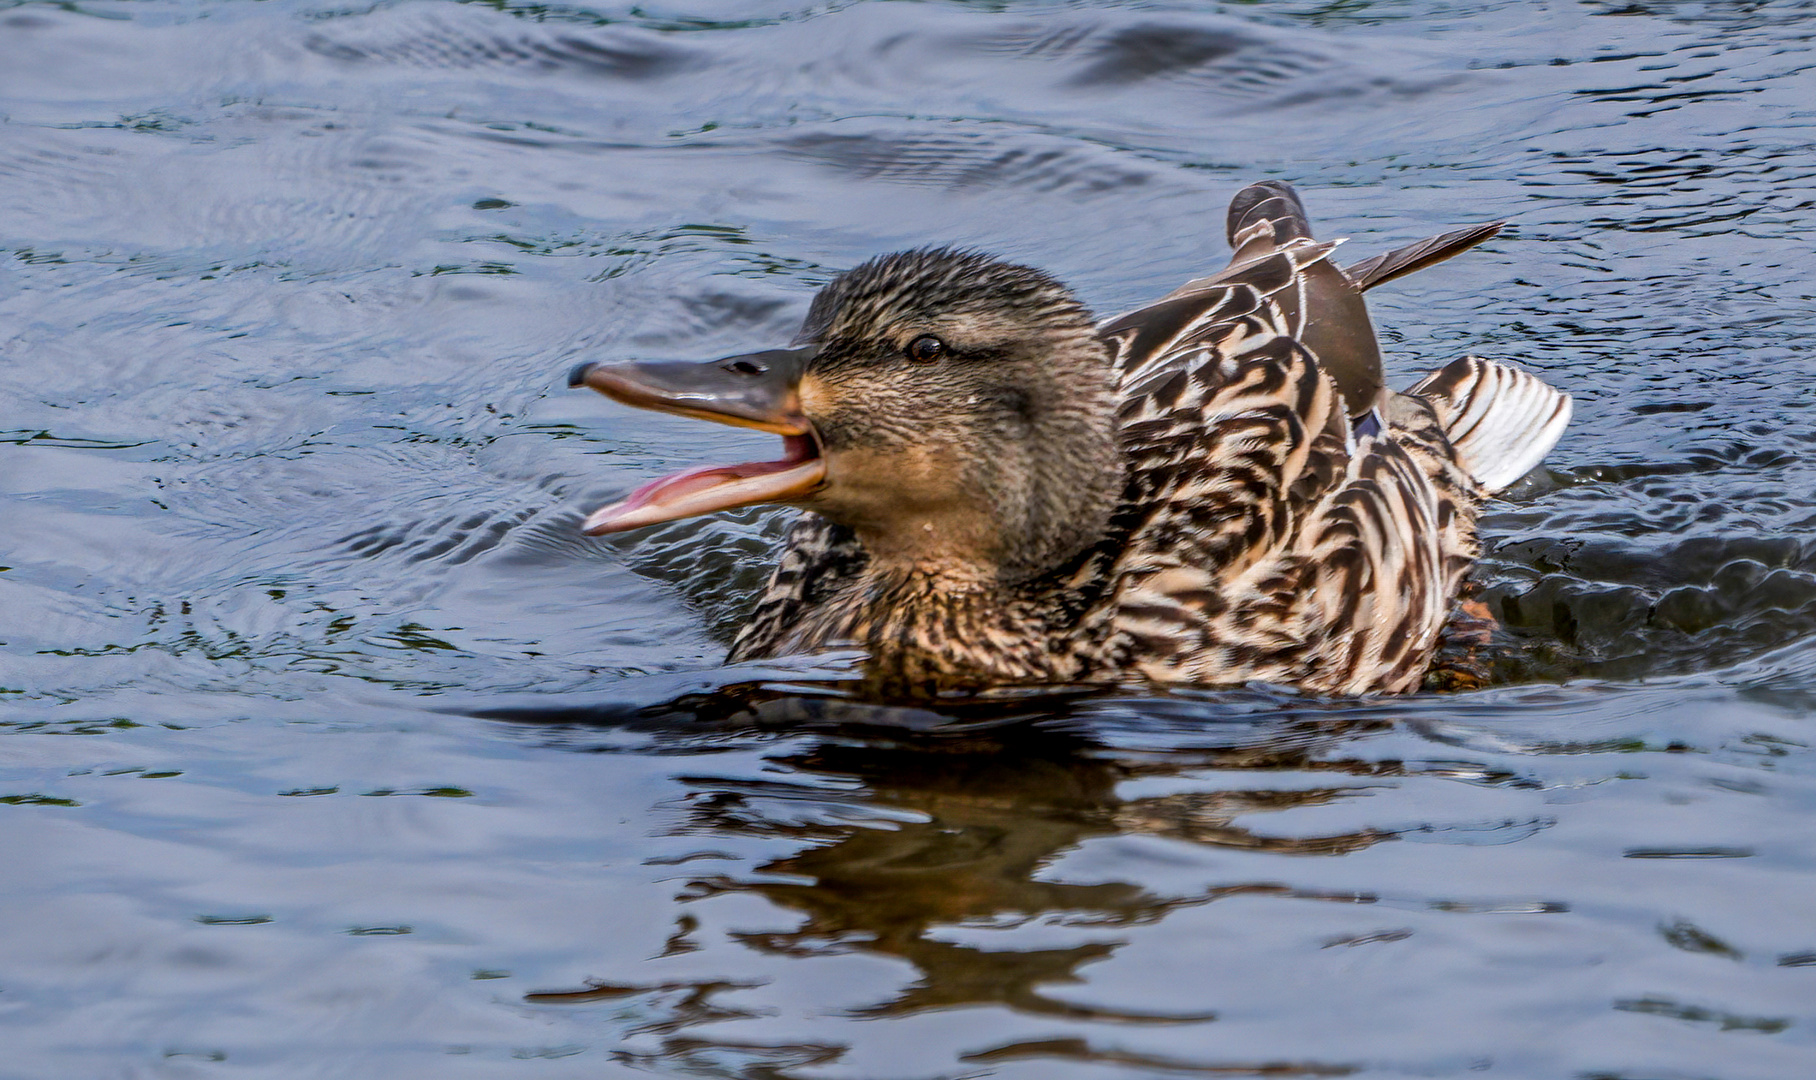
(730, 513, 868, 663)
(1114, 237, 1342, 365)
(726, 192, 1567, 695)
(1095, 255, 1475, 694)
(1409, 356, 1572, 493)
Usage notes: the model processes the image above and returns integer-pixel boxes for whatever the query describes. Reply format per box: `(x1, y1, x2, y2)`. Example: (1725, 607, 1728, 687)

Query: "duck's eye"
(905, 335, 946, 364)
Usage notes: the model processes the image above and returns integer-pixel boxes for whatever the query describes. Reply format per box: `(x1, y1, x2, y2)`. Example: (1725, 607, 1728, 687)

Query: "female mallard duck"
(568, 182, 1570, 696)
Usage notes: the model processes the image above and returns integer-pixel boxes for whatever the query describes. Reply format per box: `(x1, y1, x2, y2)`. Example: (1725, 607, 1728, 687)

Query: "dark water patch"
(305, 16, 701, 80)
(454, 0, 810, 34)
(1480, 533, 1816, 682)
(1612, 995, 1791, 1034)
(1622, 846, 1755, 860)
(782, 128, 1157, 194)
(1659, 917, 1743, 959)
(0, 793, 83, 807)
(965, 12, 1451, 115)
(961, 1038, 1357, 1075)
(1321, 927, 1412, 947)
(1067, 22, 1263, 85)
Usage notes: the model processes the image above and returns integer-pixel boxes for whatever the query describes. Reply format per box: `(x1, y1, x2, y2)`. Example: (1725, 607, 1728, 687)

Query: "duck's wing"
(1344, 222, 1504, 293)
(1104, 181, 1504, 418)
(1101, 236, 1346, 391)
(1104, 180, 1382, 415)
(729, 513, 868, 662)
(1108, 291, 1348, 627)
(1106, 304, 1471, 695)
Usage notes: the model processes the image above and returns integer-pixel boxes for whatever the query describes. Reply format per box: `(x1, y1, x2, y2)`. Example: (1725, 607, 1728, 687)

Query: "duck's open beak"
(569, 346, 825, 535)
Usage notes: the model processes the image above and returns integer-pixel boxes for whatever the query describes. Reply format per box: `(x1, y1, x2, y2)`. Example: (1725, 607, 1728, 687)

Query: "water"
(3, 0, 1814, 1076)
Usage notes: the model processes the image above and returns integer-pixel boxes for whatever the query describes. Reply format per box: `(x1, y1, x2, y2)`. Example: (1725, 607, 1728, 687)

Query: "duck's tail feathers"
(1345, 222, 1504, 292)
(1408, 356, 1571, 494)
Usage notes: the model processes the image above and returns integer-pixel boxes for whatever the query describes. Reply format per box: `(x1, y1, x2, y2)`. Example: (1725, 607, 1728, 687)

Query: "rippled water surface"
(4, 0, 1816, 1076)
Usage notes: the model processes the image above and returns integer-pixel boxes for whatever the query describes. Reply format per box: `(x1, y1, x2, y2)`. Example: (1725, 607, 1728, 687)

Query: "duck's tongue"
(569, 348, 824, 534)
(582, 435, 824, 535)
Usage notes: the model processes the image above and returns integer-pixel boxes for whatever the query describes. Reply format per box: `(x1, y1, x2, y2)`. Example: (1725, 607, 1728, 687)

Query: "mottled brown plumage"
(572, 182, 1570, 697)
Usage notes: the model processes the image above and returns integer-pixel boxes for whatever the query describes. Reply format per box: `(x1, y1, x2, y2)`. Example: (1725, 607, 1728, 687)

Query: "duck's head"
(572, 248, 1124, 584)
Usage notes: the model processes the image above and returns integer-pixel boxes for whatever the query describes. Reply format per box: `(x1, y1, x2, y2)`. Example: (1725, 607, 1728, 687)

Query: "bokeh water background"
(3, 0, 1816, 1076)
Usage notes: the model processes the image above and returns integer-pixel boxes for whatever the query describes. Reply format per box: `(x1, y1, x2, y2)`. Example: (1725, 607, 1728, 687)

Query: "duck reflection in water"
(702, 727, 1391, 1021)
(512, 689, 1408, 1027)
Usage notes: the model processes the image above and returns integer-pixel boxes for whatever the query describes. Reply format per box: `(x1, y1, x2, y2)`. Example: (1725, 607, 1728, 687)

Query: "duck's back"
(1091, 186, 1564, 693)
(1097, 271, 1475, 693)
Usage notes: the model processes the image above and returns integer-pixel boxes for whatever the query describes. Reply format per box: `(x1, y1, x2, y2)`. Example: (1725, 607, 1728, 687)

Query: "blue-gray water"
(3, 1, 1815, 1077)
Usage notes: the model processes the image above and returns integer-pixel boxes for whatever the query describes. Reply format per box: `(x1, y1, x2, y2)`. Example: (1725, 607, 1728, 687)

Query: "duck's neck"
(835, 559, 1096, 691)
(846, 516, 1019, 590)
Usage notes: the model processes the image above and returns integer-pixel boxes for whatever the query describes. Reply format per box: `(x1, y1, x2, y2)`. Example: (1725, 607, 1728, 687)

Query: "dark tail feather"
(1344, 221, 1504, 292)
(1226, 181, 1315, 247)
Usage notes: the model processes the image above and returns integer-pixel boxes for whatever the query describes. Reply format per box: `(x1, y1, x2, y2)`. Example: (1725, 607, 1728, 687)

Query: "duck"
(567, 181, 1570, 697)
